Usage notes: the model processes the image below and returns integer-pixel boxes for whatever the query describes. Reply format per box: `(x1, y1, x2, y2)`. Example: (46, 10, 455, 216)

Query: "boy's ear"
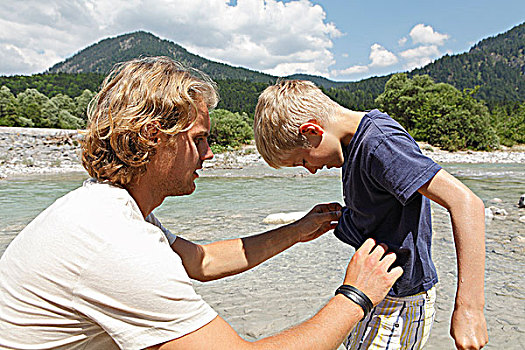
(298, 121, 325, 136)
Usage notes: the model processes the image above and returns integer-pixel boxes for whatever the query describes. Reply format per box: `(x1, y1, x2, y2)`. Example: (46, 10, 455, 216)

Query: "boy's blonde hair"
(82, 56, 218, 186)
(253, 80, 340, 168)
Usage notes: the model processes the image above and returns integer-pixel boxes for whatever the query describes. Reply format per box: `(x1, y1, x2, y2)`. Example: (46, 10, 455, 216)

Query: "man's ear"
(143, 121, 162, 143)
(298, 121, 325, 136)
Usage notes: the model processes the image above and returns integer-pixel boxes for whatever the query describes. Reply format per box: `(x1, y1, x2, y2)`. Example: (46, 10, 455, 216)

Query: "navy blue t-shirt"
(334, 110, 442, 297)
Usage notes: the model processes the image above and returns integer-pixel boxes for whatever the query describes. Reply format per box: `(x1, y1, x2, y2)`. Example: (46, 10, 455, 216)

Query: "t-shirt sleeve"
(72, 227, 217, 350)
(368, 133, 441, 205)
(145, 212, 177, 245)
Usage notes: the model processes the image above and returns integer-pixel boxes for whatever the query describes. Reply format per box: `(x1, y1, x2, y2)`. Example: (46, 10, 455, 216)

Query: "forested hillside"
(412, 22, 525, 104)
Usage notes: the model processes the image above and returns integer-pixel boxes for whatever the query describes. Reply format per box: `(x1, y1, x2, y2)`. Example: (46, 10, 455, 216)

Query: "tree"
(376, 74, 498, 151)
(50, 94, 75, 114)
(57, 110, 84, 129)
(15, 88, 49, 127)
(490, 102, 525, 146)
(209, 109, 253, 151)
(0, 86, 18, 126)
(40, 99, 61, 128)
(74, 89, 96, 122)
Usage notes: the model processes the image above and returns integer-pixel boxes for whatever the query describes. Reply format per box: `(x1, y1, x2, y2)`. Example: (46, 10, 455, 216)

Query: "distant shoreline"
(1, 126, 524, 179)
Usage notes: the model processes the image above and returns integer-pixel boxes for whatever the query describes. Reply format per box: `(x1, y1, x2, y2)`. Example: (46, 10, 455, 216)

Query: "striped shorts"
(343, 286, 436, 350)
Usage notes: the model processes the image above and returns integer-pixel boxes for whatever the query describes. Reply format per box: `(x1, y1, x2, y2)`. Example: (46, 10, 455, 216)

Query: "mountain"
(411, 22, 525, 103)
(48, 31, 275, 83)
(46, 23, 524, 107)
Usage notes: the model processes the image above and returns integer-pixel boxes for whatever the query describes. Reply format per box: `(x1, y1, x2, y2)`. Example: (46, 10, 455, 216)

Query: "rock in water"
(518, 194, 525, 208)
(489, 198, 503, 204)
(489, 206, 508, 216)
(262, 212, 307, 224)
(485, 208, 494, 222)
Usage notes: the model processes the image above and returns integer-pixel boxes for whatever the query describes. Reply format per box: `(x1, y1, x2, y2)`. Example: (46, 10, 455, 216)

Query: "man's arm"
(418, 169, 488, 350)
(146, 239, 403, 350)
(172, 203, 342, 282)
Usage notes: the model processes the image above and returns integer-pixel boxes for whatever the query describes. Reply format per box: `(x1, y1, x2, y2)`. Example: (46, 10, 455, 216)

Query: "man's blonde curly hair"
(253, 80, 339, 168)
(81, 56, 218, 186)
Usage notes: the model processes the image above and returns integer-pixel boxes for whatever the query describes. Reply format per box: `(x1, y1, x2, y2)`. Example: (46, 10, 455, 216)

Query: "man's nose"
(201, 142, 214, 161)
(305, 165, 317, 174)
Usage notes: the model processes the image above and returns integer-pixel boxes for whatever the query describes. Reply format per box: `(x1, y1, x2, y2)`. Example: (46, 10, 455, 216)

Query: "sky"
(0, 0, 524, 81)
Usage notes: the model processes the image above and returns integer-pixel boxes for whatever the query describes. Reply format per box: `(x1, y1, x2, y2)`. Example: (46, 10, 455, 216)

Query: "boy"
(253, 80, 488, 350)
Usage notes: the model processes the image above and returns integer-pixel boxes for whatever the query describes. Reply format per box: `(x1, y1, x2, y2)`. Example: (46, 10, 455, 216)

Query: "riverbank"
(1, 126, 524, 179)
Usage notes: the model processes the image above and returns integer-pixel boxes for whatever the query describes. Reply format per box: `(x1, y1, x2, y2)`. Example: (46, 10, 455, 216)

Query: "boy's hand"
(451, 305, 488, 350)
(343, 239, 403, 306)
(293, 203, 342, 243)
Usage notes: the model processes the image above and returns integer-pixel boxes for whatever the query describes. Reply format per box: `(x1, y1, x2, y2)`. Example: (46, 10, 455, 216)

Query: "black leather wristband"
(335, 285, 373, 320)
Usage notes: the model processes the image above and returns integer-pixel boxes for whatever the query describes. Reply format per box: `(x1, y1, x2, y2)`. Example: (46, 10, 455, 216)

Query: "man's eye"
(195, 137, 207, 145)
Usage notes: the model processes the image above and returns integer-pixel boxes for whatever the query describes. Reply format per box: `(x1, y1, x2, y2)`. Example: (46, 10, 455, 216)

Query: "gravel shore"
(1, 126, 524, 179)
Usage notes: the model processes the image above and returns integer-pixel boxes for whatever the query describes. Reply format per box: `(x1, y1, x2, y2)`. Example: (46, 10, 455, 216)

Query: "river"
(0, 162, 523, 349)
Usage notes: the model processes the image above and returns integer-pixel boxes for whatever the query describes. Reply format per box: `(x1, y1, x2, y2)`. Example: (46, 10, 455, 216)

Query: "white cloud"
(331, 65, 369, 77)
(0, 1, 107, 75)
(0, 43, 62, 75)
(332, 23, 449, 79)
(399, 45, 441, 69)
(409, 24, 449, 46)
(369, 43, 398, 67)
(331, 43, 397, 78)
(0, 0, 342, 76)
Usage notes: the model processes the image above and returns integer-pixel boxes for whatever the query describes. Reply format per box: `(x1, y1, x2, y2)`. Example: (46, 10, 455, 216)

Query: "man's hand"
(451, 305, 488, 350)
(293, 202, 342, 243)
(342, 239, 403, 306)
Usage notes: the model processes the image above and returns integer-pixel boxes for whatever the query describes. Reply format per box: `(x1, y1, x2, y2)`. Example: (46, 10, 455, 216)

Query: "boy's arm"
(418, 169, 488, 350)
(171, 203, 341, 282)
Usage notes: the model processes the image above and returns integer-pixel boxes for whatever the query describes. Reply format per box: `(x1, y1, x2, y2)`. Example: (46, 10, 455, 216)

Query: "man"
(0, 57, 402, 349)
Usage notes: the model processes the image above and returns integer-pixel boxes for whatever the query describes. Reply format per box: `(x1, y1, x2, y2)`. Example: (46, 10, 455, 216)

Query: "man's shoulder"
(39, 179, 147, 239)
(75, 179, 142, 217)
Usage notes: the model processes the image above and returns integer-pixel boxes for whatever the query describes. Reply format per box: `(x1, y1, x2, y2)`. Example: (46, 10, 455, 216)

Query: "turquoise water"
(1, 163, 523, 249)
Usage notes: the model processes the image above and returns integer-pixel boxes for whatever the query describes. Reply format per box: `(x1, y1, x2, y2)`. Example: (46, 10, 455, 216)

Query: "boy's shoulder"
(353, 110, 412, 150)
(361, 110, 407, 135)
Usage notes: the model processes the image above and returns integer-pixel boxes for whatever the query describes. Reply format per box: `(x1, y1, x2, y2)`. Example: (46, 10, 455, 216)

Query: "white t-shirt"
(0, 179, 217, 349)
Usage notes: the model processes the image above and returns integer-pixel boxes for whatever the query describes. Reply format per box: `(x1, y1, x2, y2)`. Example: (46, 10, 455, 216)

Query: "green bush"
(376, 74, 499, 151)
(0, 85, 92, 129)
(0, 86, 18, 126)
(209, 109, 253, 151)
(57, 110, 84, 129)
(489, 103, 525, 146)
